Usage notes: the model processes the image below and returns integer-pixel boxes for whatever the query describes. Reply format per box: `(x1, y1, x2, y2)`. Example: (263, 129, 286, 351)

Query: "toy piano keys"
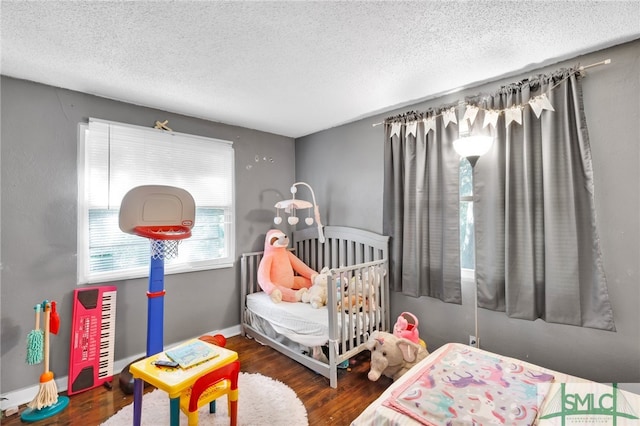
(68, 286, 117, 394)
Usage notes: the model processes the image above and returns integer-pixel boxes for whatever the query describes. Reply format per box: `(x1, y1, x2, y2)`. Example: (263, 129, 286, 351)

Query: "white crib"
(240, 226, 390, 388)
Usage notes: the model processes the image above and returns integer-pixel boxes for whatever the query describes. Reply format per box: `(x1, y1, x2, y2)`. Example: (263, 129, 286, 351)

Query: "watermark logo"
(539, 383, 640, 425)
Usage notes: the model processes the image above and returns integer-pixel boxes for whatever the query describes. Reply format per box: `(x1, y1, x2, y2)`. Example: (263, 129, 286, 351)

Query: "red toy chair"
(179, 360, 240, 426)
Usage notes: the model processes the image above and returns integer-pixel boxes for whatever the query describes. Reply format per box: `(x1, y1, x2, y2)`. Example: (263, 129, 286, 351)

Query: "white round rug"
(101, 372, 308, 425)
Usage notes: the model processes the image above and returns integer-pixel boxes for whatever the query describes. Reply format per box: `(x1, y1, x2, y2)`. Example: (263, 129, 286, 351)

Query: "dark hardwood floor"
(2, 335, 392, 425)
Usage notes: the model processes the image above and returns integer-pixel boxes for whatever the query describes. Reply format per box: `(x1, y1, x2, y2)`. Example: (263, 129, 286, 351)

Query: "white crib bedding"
(246, 292, 330, 347)
(246, 291, 380, 348)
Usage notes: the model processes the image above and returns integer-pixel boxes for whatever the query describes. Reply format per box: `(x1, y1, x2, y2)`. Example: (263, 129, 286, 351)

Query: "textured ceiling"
(2, 1, 639, 138)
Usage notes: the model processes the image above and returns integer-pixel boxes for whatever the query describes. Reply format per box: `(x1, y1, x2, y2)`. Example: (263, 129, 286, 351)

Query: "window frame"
(77, 120, 235, 285)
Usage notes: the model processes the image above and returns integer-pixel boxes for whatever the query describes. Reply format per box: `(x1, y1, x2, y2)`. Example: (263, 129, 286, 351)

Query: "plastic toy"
(198, 333, 227, 347)
(21, 301, 69, 422)
(26, 304, 44, 365)
(393, 311, 427, 348)
(117, 335, 226, 396)
(117, 184, 195, 400)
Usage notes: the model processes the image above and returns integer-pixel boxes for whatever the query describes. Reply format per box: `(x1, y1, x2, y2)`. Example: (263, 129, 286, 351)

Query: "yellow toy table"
(129, 339, 238, 426)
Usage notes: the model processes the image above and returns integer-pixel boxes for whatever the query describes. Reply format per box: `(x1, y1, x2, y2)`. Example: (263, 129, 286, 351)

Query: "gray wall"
(2, 39, 638, 397)
(0, 76, 295, 393)
(296, 40, 640, 383)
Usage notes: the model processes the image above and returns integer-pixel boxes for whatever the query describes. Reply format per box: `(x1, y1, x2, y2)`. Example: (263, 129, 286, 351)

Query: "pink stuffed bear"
(258, 229, 318, 303)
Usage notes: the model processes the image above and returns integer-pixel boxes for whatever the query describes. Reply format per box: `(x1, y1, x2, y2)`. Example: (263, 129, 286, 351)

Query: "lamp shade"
(453, 135, 494, 158)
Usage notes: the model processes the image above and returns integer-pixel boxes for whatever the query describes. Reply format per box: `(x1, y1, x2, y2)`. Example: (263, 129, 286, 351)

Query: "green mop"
(26, 304, 44, 365)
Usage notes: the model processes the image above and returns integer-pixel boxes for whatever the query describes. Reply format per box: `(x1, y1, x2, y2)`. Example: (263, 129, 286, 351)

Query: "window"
(77, 119, 235, 284)
(459, 158, 475, 270)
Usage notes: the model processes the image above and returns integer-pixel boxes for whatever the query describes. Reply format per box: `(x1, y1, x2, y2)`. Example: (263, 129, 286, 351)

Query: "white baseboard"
(0, 325, 241, 411)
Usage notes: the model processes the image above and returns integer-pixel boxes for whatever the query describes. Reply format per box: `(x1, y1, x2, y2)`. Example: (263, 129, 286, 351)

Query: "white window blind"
(77, 118, 235, 284)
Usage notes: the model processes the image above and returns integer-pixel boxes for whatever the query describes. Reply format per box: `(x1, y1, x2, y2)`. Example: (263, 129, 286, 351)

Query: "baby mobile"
(21, 300, 69, 422)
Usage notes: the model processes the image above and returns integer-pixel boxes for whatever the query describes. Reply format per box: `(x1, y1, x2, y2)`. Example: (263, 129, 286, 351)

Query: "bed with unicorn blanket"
(352, 342, 640, 425)
(241, 226, 391, 388)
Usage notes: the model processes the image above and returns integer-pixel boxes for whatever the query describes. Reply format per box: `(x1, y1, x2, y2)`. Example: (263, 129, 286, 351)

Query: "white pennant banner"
(386, 91, 556, 138)
(390, 122, 402, 138)
(406, 121, 418, 138)
(528, 94, 556, 118)
(462, 105, 479, 125)
(483, 109, 500, 129)
(442, 108, 458, 128)
(423, 116, 437, 134)
(505, 106, 523, 128)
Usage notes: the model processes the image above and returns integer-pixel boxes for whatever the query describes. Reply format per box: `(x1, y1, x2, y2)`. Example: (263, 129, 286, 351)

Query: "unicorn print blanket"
(383, 344, 555, 425)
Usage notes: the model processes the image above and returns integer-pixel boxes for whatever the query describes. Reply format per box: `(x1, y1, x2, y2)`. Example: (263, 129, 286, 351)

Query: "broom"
(27, 302, 59, 410)
(26, 304, 44, 365)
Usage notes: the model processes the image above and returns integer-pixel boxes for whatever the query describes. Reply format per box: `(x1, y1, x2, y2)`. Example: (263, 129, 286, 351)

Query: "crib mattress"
(246, 292, 330, 347)
(246, 291, 380, 348)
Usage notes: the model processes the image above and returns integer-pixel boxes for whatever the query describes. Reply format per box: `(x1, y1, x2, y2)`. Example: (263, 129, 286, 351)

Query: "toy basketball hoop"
(120, 185, 195, 260)
(119, 185, 195, 358)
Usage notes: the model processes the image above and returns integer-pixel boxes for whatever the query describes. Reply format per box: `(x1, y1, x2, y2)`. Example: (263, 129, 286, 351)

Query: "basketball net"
(133, 225, 191, 260)
(149, 239, 180, 260)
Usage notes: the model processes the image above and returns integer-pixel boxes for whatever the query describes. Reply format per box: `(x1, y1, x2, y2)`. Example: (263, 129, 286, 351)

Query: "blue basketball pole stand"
(146, 243, 166, 357)
(133, 239, 170, 426)
(133, 236, 188, 426)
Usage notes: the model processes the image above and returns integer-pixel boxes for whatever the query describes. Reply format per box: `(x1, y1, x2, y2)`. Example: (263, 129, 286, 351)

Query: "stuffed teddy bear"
(258, 229, 318, 303)
(338, 293, 365, 312)
(302, 267, 329, 308)
(337, 267, 380, 312)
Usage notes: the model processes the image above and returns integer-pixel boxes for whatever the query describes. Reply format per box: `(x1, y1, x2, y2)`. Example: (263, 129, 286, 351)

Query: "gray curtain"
(383, 110, 462, 302)
(472, 68, 616, 331)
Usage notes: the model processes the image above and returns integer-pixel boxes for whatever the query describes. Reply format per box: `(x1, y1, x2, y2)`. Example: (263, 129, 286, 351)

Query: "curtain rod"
(372, 58, 612, 127)
(579, 58, 611, 71)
